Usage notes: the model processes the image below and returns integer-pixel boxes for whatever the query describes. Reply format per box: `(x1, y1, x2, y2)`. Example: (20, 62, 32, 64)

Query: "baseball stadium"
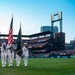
(0, 11, 75, 75)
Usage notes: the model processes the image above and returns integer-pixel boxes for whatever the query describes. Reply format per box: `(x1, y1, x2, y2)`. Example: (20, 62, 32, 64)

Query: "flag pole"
(20, 22, 21, 29)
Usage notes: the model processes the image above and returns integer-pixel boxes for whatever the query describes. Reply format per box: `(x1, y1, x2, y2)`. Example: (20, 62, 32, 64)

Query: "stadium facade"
(0, 31, 66, 58)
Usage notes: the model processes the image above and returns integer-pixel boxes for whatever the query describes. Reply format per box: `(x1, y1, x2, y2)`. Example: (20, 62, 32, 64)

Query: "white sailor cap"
(24, 43, 28, 45)
(2, 42, 6, 45)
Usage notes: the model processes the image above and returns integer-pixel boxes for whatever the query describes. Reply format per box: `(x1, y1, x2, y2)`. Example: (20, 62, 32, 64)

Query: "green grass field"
(0, 58, 75, 75)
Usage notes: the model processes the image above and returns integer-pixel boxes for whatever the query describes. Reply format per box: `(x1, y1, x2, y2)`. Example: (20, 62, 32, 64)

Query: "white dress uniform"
(1, 43, 7, 67)
(16, 54, 21, 66)
(22, 43, 29, 66)
(11, 44, 16, 64)
(7, 44, 14, 67)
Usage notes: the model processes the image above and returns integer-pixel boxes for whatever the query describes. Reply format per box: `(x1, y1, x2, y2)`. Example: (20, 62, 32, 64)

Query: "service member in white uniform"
(16, 43, 21, 67)
(11, 43, 16, 64)
(7, 43, 14, 67)
(1, 42, 7, 67)
(22, 43, 29, 66)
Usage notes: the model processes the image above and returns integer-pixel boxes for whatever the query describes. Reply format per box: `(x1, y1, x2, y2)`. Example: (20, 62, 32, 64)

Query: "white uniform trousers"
(22, 46, 29, 66)
(7, 50, 14, 66)
(11, 51, 14, 64)
(23, 56, 28, 66)
(1, 51, 7, 67)
(16, 54, 21, 66)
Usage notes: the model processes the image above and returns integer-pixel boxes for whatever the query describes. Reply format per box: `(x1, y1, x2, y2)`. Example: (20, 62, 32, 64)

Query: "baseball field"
(0, 58, 75, 75)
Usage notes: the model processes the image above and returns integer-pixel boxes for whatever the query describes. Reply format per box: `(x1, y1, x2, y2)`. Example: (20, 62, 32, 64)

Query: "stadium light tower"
(51, 11, 63, 50)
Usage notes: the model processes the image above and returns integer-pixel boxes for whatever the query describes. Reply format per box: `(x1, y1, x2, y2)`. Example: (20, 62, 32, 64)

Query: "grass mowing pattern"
(0, 58, 75, 75)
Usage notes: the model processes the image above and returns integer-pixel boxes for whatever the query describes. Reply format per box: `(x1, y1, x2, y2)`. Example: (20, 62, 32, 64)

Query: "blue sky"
(0, 0, 75, 43)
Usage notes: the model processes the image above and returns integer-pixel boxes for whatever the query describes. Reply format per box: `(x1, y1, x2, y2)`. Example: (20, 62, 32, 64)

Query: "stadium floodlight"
(58, 11, 61, 19)
(51, 13, 54, 21)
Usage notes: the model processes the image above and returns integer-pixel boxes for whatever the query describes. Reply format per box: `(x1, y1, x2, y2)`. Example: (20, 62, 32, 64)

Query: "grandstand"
(0, 31, 66, 58)
(0, 31, 75, 58)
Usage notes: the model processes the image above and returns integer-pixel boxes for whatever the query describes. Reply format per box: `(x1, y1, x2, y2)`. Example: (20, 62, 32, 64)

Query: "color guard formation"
(0, 42, 29, 67)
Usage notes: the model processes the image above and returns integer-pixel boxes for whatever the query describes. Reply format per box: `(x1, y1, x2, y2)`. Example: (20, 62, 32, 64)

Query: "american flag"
(8, 16, 13, 45)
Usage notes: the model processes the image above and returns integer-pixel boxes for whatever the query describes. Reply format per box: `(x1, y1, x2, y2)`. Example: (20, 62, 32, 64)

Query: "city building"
(40, 26, 58, 37)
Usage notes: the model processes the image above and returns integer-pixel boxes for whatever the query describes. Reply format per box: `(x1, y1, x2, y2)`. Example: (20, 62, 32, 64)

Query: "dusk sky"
(0, 0, 75, 43)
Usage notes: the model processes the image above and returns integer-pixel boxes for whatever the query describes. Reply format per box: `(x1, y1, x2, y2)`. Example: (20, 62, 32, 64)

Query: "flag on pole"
(8, 16, 13, 45)
(16, 23, 22, 57)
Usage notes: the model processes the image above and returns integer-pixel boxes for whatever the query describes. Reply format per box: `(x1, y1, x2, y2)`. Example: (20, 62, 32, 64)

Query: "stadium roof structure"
(0, 34, 29, 37)
(0, 31, 52, 38)
(29, 31, 52, 38)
